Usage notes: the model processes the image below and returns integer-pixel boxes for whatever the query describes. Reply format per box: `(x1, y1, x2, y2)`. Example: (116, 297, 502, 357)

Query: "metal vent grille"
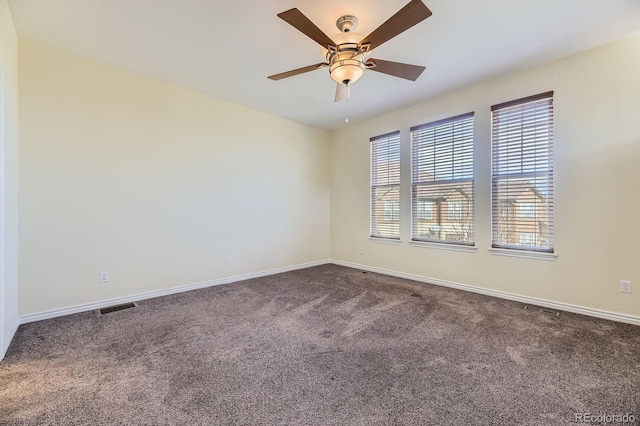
(99, 302, 137, 315)
(523, 304, 560, 316)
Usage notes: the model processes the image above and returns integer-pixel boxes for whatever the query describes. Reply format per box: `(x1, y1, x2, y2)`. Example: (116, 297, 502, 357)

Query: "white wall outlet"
(620, 280, 632, 294)
(99, 271, 109, 283)
(359, 247, 364, 255)
(225, 255, 231, 264)
(304, 246, 309, 253)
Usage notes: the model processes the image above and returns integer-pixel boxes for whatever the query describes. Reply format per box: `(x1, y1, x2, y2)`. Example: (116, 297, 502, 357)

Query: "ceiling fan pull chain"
(345, 87, 350, 123)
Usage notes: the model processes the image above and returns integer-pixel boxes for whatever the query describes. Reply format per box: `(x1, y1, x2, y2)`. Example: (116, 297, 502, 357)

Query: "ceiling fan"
(268, 0, 432, 102)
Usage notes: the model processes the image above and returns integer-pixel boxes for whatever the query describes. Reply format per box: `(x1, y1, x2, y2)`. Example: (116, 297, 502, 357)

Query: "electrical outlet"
(620, 280, 632, 294)
(359, 247, 364, 255)
(99, 271, 109, 283)
(304, 246, 309, 253)
(225, 255, 231, 264)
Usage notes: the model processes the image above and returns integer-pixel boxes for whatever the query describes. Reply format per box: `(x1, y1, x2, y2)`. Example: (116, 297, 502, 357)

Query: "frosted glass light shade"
(327, 32, 366, 85)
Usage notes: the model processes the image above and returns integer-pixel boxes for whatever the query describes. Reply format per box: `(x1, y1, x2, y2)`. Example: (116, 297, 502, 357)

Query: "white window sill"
(369, 237, 401, 245)
(409, 241, 477, 253)
(488, 247, 557, 261)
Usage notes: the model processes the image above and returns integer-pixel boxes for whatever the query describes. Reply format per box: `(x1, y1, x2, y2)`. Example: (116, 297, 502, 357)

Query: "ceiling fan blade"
(359, 0, 432, 51)
(278, 8, 336, 49)
(268, 62, 328, 81)
(366, 59, 426, 81)
(334, 83, 350, 102)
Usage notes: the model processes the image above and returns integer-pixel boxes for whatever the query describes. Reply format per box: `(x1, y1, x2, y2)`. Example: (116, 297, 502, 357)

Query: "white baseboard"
(19, 259, 331, 325)
(1, 316, 19, 361)
(330, 259, 640, 327)
(13, 258, 640, 336)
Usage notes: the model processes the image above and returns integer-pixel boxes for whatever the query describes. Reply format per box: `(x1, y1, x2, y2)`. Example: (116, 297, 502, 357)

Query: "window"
(371, 131, 401, 239)
(416, 200, 434, 220)
(384, 200, 400, 221)
(411, 113, 475, 245)
(518, 202, 536, 218)
(447, 201, 462, 220)
(491, 92, 554, 252)
(519, 232, 537, 247)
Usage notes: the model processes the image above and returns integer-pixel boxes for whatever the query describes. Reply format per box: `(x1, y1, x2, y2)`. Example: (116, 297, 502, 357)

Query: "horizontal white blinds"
(411, 113, 475, 245)
(371, 131, 401, 239)
(491, 92, 554, 252)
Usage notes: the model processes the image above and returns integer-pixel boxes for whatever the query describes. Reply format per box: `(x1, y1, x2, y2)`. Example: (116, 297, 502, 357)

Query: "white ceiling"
(8, 0, 640, 130)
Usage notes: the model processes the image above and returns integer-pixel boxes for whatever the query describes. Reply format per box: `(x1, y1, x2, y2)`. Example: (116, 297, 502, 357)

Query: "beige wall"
(18, 40, 330, 315)
(0, 0, 19, 359)
(13, 32, 640, 322)
(331, 35, 640, 317)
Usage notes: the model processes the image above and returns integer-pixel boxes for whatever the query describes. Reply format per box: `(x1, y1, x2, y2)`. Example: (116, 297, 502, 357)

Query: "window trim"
(410, 240, 478, 253)
(369, 237, 402, 245)
(410, 112, 475, 132)
(491, 91, 554, 112)
(488, 247, 557, 261)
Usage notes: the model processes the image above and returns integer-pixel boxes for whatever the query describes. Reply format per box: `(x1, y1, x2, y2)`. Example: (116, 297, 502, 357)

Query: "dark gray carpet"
(1, 264, 639, 425)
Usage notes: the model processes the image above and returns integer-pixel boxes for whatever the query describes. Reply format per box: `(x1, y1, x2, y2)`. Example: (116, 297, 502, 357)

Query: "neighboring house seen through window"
(519, 202, 536, 218)
(519, 233, 537, 247)
(491, 92, 554, 252)
(384, 200, 400, 221)
(447, 201, 463, 220)
(371, 131, 401, 239)
(411, 112, 475, 245)
(416, 200, 434, 220)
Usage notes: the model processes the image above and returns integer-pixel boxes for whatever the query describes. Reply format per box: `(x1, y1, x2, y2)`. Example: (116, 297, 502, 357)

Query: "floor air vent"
(523, 305, 560, 316)
(99, 302, 137, 315)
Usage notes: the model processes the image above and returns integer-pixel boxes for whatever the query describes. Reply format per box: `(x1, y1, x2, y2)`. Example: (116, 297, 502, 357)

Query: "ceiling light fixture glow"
(326, 31, 367, 85)
(329, 53, 366, 85)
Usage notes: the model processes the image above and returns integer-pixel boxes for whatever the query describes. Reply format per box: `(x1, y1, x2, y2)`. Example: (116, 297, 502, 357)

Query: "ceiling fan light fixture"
(329, 56, 365, 85)
(327, 34, 367, 85)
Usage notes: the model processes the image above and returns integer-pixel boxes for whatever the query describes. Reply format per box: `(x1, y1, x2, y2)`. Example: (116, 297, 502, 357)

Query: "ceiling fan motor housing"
(336, 15, 358, 33)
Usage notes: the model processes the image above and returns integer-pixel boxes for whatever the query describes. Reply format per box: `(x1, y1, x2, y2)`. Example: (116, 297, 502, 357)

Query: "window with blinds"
(411, 113, 475, 245)
(371, 131, 401, 239)
(491, 91, 554, 252)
